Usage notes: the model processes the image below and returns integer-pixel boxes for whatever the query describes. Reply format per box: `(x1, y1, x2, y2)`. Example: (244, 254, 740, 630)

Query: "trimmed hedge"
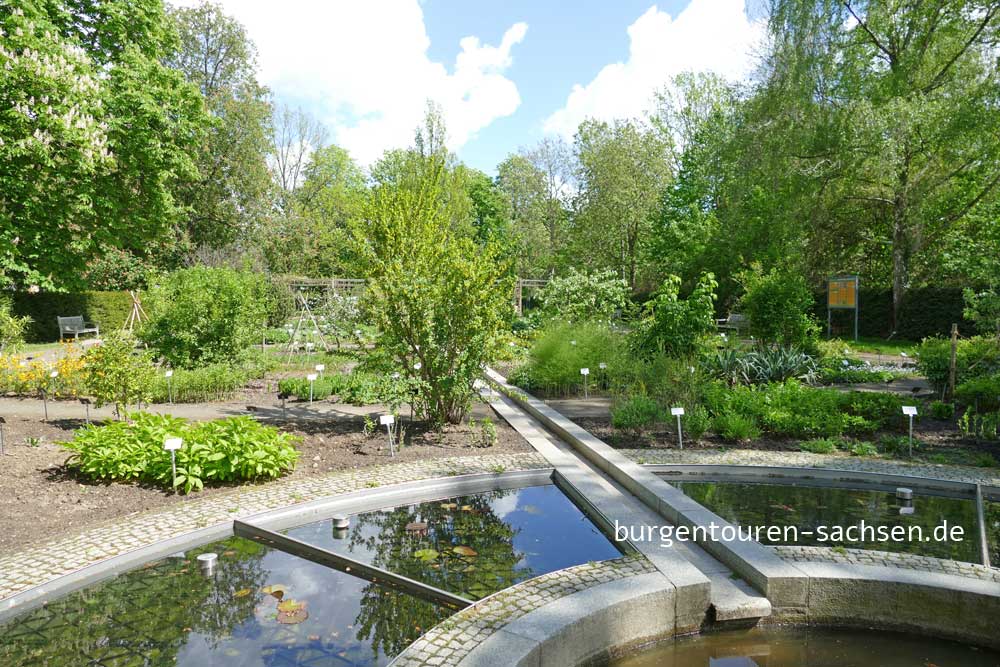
(12, 291, 133, 342)
(814, 287, 975, 341)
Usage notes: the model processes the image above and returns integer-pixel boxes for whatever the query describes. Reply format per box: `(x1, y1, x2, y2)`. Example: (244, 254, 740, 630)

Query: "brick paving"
(392, 556, 655, 666)
(771, 545, 1000, 583)
(0, 452, 548, 602)
(620, 448, 1000, 486)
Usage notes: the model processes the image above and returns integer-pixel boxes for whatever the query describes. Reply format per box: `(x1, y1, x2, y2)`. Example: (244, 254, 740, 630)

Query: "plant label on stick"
(580, 368, 589, 375)
(379, 414, 395, 426)
(671, 407, 685, 416)
(902, 406, 917, 416)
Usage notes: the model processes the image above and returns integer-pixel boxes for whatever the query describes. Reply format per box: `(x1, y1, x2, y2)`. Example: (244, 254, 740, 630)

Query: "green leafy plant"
(798, 438, 837, 454)
(849, 441, 878, 457)
(929, 400, 956, 420)
(140, 267, 270, 368)
(509, 321, 625, 395)
(712, 412, 761, 442)
(636, 272, 718, 356)
(955, 374, 1000, 412)
(916, 336, 1000, 393)
(537, 268, 629, 322)
(738, 264, 819, 349)
(83, 332, 157, 417)
(472, 417, 498, 448)
(60, 413, 300, 493)
(611, 395, 663, 434)
(958, 409, 1000, 442)
(972, 453, 998, 468)
(0, 297, 31, 354)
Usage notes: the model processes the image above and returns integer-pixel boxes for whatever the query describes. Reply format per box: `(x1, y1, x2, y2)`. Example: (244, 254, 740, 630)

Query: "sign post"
(827, 275, 859, 341)
(902, 406, 917, 457)
(165, 369, 174, 404)
(306, 373, 318, 404)
(671, 407, 685, 449)
(380, 414, 396, 456)
(580, 368, 590, 398)
(315, 363, 325, 378)
(164, 436, 183, 492)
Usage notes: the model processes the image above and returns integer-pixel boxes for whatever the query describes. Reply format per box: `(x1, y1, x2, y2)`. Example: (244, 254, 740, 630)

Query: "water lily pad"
(460, 505, 473, 512)
(234, 588, 252, 598)
(261, 584, 287, 600)
(405, 522, 428, 533)
(277, 599, 305, 613)
(453, 546, 477, 557)
(440, 503, 458, 510)
(277, 608, 309, 624)
(414, 548, 439, 563)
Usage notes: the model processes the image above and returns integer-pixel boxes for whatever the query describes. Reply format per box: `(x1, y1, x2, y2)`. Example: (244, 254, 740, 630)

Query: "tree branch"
(922, 6, 998, 93)
(844, 2, 895, 64)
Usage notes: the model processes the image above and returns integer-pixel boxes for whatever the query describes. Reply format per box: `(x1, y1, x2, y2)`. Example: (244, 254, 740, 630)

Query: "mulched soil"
(0, 404, 530, 554)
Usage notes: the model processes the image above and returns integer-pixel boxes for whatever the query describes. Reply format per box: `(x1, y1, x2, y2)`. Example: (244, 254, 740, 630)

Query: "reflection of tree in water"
(0, 537, 267, 666)
(350, 489, 529, 659)
(987, 501, 1000, 564)
(679, 482, 980, 561)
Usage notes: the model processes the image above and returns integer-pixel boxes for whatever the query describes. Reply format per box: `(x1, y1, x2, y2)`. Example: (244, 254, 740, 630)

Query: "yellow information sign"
(828, 277, 857, 309)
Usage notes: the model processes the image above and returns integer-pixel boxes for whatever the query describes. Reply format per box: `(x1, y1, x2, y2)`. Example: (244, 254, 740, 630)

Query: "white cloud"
(172, 0, 527, 165)
(543, 0, 764, 137)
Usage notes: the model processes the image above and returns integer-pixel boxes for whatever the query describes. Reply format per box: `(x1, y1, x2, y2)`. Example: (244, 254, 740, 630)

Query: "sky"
(172, 0, 766, 174)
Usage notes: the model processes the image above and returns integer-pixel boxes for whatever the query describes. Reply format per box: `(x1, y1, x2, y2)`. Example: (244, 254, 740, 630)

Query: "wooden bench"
(57, 315, 100, 341)
(716, 313, 748, 334)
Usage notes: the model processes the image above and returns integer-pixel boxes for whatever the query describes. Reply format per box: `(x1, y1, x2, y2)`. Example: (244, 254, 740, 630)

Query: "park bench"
(57, 315, 100, 341)
(716, 313, 748, 335)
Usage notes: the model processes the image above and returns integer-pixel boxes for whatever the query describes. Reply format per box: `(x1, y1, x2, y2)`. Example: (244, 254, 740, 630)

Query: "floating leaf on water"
(234, 588, 252, 598)
(277, 599, 305, 613)
(453, 546, 477, 557)
(440, 503, 458, 510)
(261, 584, 287, 600)
(277, 607, 309, 624)
(460, 505, 473, 512)
(414, 548, 439, 563)
(308, 635, 320, 641)
(463, 565, 477, 573)
(223, 550, 237, 557)
(405, 522, 428, 533)
(522, 504, 541, 515)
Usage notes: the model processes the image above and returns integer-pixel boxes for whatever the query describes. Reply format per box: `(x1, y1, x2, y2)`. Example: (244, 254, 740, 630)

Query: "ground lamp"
(307, 373, 318, 403)
(580, 367, 590, 398)
(902, 405, 918, 456)
(380, 414, 396, 456)
(163, 436, 183, 492)
(896, 487, 915, 516)
(165, 369, 174, 404)
(197, 552, 218, 577)
(671, 407, 685, 449)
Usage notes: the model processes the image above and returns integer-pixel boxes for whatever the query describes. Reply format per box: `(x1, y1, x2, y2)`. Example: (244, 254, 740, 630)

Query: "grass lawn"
(828, 336, 919, 356)
(19, 342, 63, 353)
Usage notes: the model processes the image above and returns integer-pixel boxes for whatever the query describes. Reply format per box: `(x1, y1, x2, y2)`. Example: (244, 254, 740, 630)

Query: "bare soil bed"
(0, 403, 530, 554)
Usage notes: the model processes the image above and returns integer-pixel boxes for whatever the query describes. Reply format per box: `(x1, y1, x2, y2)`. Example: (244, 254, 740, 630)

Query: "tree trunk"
(891, 214, 907, 333)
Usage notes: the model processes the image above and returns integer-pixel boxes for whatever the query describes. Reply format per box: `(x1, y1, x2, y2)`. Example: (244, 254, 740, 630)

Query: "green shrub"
(611, 395, 663, 434)
(958, 409, 1000, 442)
(849, 441, 878, 457)
(510, 321, 624, 395)
(916, 336, 1000, 392)
(972, 453, 998, 468)
(470, 416, 498, 448)
(799, 438, 837, 454)
(149, 356, 274, 403)
(955, 374, 1000, 411)
(929, 400, 956, 420)
(683, 405, 711, 440)
(537, 268, 629, 322)
(635, 273, 717, 356)
(877, 434, 921, 456)
(140, 267, 269, 368)
(963, 287, 1000, 337)
(712, 413, 761, 442)
(841, 391, 903, 431)
(83, 332, 157, 416)
(0, 297, 31, 353)
(277, 371, 418, 408)
(738, 264, 819, 348)
(60, 413, 300, 493)
(708, 344, 817, 385)
(12, 290, 133, 342)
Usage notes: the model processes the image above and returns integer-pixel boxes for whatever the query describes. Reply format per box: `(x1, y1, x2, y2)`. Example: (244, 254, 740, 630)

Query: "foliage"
(635, 272, 718, 356)
(712, 413, 760, 442)
(83, 332, 157, 414)
(0, 298, 31, 353)
(955, 374, 1000, 411)
(611, 395, 663, 434)
(929, 401, 956, 421)
(916, 336, 1000, 392)
(0, 0, 210, 290)
(469, 416, 498, 448)
(60, 413, 300, 493)
(11, 290, 134, 342)
(963, 288, 1000, 338)
(817, 357, 900, 385)
(958, 409, 1000, 442)
(537, 269, 629, 322)
(708, 344, 817, 385)
(849, 441, 878, 457)
(278, 371, 421, 408)
(141, 267, 269, 368)
(798, 438, 837, 454)
(150, 355, 274, 403)
(738, 264, 818, 348)
(356, 142, 513, 424)
(0, 343, 87, 397)
(509, 322, 624, 395)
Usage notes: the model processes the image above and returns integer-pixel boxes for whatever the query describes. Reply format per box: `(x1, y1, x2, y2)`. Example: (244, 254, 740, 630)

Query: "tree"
(571, 118, 673, 289)
(496, 154, 555, 276)
(464, 167, 513, 245)
(167, 1, 273, 250)
(1, 0, 209, 289)
(270, 104, 328, 210)
(357, 128, 513, 424)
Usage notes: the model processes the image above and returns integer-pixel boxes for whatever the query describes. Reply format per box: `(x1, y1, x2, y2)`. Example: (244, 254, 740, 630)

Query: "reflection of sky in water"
(287, 484, 622, 585)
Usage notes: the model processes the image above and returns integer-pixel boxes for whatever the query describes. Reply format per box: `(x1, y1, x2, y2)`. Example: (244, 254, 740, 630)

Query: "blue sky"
(174, 0, 763, 174)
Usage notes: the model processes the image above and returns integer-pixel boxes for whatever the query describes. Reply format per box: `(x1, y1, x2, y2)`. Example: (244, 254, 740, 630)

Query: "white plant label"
(164, 370, 173, 378)
(599, 363, 607, 370)
(671, 407, 685, 416)
(315, 364, 325, 372)
(163, 437, 183, 451)
(379, 414, 395, 426)
(580, 368, 589, 376)
(307, 373, 318, 381)
(902, 406, 918, 416)
(49, 371, 58, 378)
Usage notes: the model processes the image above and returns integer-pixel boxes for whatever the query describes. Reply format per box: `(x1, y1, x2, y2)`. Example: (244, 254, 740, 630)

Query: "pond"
(0, 484, 621, 666)
(674, 480, 999, 563)
(609, 626, 1000, 666)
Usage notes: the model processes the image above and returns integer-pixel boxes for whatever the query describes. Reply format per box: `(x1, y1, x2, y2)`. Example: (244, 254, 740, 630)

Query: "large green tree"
(0, 0, 209, 289)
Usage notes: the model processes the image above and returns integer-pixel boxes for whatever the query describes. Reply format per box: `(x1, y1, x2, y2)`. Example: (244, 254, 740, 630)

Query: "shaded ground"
(0, 400, 529, 553)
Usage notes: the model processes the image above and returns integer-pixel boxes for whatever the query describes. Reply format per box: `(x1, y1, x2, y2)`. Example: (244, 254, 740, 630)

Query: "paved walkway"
(0, 452, 547, 603)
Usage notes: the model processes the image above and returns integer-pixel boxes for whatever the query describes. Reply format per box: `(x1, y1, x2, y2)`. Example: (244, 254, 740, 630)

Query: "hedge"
(814, 287, 975, 341)
(11, 291, 134, 342)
